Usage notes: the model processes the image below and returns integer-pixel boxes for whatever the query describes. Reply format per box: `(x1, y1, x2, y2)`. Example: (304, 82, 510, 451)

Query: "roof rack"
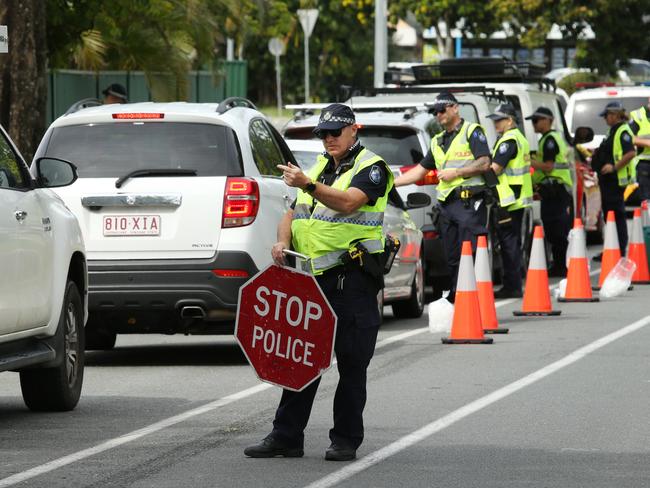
(215, 97, 258, 114)
(410, 57, 547, 84)
(369, 85, 508, 103)
(64, 98, 102, 115)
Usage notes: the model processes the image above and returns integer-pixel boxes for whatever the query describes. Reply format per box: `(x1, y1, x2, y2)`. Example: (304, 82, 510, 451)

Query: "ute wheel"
(20, 280, 85, 412)
(392, 253, 425, 319)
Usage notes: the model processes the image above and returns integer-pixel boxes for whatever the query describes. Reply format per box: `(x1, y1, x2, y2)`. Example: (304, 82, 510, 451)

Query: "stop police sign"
(235, 264, 337, 391)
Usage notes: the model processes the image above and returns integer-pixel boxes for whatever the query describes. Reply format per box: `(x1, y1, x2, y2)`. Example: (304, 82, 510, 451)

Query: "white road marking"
(0, 270, 600, 487)
(303, 314, 650, 488)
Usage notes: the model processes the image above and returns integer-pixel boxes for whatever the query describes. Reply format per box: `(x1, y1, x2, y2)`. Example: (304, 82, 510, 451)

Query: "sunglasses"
(432, 105, 450, 115)
(315, 128, 343, 139)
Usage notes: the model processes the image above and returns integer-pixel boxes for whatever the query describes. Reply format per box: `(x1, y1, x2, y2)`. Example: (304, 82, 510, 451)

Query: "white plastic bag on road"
(553, 278, 567, 299)
(428, 296, 454, 334)
(600, 258, 636, 298)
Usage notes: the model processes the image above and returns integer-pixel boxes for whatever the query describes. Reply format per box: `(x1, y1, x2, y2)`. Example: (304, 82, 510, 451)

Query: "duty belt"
(447, 186, 487, 202)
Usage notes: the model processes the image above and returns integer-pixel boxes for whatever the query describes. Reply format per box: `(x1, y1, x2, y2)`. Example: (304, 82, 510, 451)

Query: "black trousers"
(600, 183, 628, 256)
(637, 161, 650, 202)
(541, 187, 572, 269)
(495, 208, 524, 292)
(270, 267, 379, 450)
(439, 196, 488, 295)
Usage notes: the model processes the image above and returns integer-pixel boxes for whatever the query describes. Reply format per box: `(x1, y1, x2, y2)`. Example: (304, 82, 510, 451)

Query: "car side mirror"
(406, 192, 432, 209)
(573, 126, 594, 145)
(35, 157, 78, 188)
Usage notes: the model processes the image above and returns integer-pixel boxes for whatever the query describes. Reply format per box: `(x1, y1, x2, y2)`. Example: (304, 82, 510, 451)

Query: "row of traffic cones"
(442, 227, 558, 344)
(441, 208, 650, 344)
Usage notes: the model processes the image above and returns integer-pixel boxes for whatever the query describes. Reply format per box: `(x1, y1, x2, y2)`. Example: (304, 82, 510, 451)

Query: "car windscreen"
(42, 122, 243, 178)
(570, 97, 648, 135)
(292, 150, 321, 172)
(358, 127, 423, 165)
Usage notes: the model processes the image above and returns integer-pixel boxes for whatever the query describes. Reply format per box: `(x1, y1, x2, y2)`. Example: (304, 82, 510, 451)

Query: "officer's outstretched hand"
(272, 241, 288, 265)
(278, 162, 309, 188)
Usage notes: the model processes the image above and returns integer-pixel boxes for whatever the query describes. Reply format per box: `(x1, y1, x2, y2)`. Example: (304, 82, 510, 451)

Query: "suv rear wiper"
(115, 169, 197, 188)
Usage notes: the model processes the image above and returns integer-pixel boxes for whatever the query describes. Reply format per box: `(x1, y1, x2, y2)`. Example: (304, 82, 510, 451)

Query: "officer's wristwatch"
(304, 180, 317, 193)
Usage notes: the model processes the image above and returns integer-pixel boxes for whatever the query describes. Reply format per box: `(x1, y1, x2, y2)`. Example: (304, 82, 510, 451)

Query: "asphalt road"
(1, 250, 650, 488)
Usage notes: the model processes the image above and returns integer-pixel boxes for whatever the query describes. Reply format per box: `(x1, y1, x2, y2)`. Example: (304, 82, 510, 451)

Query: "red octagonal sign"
(235, 264, 337, 391)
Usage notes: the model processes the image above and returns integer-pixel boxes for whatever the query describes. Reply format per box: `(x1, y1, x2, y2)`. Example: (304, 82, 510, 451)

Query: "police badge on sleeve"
(369, 165, 382, 184)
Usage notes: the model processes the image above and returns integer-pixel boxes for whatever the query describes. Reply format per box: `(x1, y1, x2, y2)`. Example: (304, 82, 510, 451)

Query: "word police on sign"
(235, 264, 337, 391)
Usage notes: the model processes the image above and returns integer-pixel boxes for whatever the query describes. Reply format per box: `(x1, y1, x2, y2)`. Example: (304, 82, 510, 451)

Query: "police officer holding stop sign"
(244, 103, 393, 461)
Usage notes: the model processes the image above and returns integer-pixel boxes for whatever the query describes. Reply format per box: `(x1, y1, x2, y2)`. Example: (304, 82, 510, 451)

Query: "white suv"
(33, 98, 297, 349)
(0, 123, 87, 411)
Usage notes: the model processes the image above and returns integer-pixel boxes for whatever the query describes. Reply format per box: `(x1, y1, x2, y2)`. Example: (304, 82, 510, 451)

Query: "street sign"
(236, 264, 337, 392)
(0, 26, 8, 54)
(268, 38, 285, 116)
(297, 9, 319, 103)
(268, 37, 285, 57)
(297, 9, 319, 38)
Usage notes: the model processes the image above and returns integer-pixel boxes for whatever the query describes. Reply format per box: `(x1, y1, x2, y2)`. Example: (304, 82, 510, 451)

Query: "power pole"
(374, 0, 388, 88)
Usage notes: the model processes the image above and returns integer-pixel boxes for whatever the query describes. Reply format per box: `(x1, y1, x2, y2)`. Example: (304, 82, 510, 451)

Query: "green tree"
(244, 0, 378, 105)
(47, 0, 225, 100)
(388, 0, 498, 59)
(0, 0, 48, 160)
(487, 0, 650, 75)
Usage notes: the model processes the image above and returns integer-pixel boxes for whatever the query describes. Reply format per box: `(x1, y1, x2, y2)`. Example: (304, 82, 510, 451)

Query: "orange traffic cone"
(442, 241, 493, 344)
(629, 208, 650, 284)
(595, 211, 621, 289)
(514, 226, 561, 316)
(558, 218, 599, 302)
(475, 235, 508, 333)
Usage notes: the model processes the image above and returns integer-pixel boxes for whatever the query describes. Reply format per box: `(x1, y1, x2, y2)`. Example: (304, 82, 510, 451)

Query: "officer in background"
(394, 92, 491, 302)
(629, 97, 650, 201)
(487, 103, 532, 298)
(527, 107, 572, 277)
(244, 104, 393, 462)
(591, 101, 636, 256)
(102, 83, 128, 104)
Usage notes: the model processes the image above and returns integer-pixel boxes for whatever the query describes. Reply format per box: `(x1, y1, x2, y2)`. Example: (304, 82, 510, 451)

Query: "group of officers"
(242, 91, 650, 461)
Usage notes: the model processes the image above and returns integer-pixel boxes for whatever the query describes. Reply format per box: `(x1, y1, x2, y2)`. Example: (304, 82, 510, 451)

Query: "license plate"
(103, 215, 161, 236)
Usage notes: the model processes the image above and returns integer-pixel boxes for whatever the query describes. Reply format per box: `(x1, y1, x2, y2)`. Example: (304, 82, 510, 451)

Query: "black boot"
(244, 436, 304, 458)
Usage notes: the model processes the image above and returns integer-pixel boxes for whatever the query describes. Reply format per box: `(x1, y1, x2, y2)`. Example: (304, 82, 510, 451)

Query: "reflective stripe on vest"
(431, 121, 486, 201)
(291, 148, 393, 275)
(532, 130, 573, 189)
(611, 123, 635, 186)
(493, 127, 533, 210)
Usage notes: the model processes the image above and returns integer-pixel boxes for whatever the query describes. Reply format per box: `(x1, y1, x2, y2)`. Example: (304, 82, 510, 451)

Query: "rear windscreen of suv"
(358, 127, 423, 165)
(42, 122, 243, 177)
(570, 97, 648, 135)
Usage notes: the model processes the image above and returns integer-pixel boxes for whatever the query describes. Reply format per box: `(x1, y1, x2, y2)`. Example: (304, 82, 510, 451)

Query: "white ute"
(0, 123, 87, 411)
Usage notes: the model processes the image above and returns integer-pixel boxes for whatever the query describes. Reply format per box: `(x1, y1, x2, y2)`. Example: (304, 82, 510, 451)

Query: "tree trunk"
(0, 0, 47, 161)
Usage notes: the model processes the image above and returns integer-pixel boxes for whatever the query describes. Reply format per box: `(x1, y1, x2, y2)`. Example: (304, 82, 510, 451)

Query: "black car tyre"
(20, 280, 85, 412)
(392, 252, 425, 319)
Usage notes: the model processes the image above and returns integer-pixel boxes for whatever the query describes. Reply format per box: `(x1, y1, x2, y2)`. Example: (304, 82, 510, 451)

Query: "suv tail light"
(399, 164, 439, 185)
(222, 177, 259, 228)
